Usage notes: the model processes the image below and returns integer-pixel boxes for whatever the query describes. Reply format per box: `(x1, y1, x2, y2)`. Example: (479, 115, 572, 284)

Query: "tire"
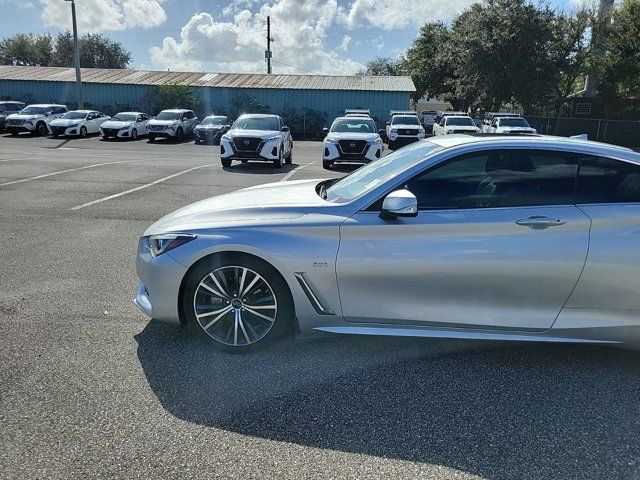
(285, 146, 293, 165)
(131, 128, 138, 140)
(36, 122, 47, 136)
(182, 254, 293, 352)
(388, 140, 396, 150)
(323, 160, 333, 170)
(274, 146, 283, 168)
(79, 126, 87, 138)
(102, 134, 110, 141)
(51, 133, 59, 139)
(148, 135, 156, 142)
(9, 129, 18, 136)
(176, 127, 184, 140)
(221, 158, 232, 167)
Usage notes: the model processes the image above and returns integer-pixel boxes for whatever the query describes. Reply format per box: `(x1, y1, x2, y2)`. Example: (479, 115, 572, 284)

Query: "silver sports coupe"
(136, 135, 640, 350)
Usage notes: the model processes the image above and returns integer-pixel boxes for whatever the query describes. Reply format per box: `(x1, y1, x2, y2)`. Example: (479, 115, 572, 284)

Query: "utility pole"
(265, 16, 272, 74)
(65, 0, 84, 109)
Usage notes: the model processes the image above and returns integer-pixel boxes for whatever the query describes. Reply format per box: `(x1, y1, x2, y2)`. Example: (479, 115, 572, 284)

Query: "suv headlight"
(221, 134, 232, 142)
(265, 135, 280, 143)
(147, 233, 197, 257)
(369, 138, 382, 145)
(325, 137, 338, 144)
(390, 129, 397, 134)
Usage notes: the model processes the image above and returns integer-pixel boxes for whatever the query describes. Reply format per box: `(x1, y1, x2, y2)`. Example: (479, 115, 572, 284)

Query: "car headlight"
(221, 134, 232, 142)
(325, 137, 338, 144)
(68, 123, 79, 128)
(369, 138, 382, 145)
(265, 135, 280, 143)
(390, 129, 397, 134)
(147, 233, 197, 257)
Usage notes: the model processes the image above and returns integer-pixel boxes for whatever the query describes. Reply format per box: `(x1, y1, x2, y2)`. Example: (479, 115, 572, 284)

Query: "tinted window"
(331, 118, 376, 133)
(576, 156, 640, 204)
(392, 116, 420, 125)
(404, 149, 578, 210)
(56, 107, 67, 114)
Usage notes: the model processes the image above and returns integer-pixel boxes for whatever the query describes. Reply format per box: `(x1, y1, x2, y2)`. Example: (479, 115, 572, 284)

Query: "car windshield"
(156, 111, 183, 120)
(112, 113, 138, 121)
(500, 118, 530, 127)
(330, 119, 376, 133)
(232, 116, 279, 131)
(446, 117, 475, 126)
(19, 106, 47, 115)
(392, 116, 420, 125)
(202, 117, 226, 126)
(63, 112, 88, 120)
(323, 141, 444, 203)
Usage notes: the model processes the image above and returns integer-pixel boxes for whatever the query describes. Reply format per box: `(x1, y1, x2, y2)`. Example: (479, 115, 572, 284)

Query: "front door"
(336, 148, 591, 331)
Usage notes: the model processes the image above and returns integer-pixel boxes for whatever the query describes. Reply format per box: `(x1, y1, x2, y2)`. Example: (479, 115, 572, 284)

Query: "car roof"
(26, 104, 66, 108)
(204, 115, 227, 118)
(0, 100, 24, 104)
(445, 115, 474, 120)
(427, 134, 637, 160)
(161, 109, 193, 113)
(115, 111, 146, 115)
(334, 116, 373, 122)
(237, 113, 279, 118)
(67, 110, 96, 113)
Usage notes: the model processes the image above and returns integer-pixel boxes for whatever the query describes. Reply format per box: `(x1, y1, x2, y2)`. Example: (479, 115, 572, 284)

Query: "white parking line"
(0, 161, 131, 187)
(280, 161, 316, 182)
(69, 163, 216, 211)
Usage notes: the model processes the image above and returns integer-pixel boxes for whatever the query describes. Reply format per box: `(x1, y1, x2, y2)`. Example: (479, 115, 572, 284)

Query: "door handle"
(516, 216, 567, 228)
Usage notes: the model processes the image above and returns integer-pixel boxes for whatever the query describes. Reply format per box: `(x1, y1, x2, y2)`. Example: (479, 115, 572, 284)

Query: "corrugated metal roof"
(0, 65, 415, 92)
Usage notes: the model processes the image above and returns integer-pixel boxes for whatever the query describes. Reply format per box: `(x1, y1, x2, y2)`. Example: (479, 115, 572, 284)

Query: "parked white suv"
(322, 116, 384, 169)
(220, 114, 293, 168)
(5, 104, 67, 136)
(100, 112, 151, 140)
(49, 110, 110, 137)
(386, 114, 425, 150)
(433, 116, 480, 135)
(146, 109, 197, 142)
(487, 116, 537, 134)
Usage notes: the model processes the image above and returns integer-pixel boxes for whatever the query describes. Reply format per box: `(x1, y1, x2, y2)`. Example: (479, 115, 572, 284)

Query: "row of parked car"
(0, 101, 233, 144)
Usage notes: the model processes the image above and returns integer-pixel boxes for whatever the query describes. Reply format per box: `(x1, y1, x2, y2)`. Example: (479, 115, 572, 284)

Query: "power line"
(271, 59, 319, 75)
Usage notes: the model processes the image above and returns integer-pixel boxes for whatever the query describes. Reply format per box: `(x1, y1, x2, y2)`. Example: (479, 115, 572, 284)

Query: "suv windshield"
(19, 106, 46, 115)
(392, 116, 420, 125)
(446, 117, 475, 126)
(156, 111, 183, 120)
(323, 141, 444, 203)
(500, 118, 530, 127)
(63, 112, 88, 120)
(232, 116, 279, 131)
(113, 113, 137, 122)
(330, 118, 376, 133)
(202, 117, 226, 126)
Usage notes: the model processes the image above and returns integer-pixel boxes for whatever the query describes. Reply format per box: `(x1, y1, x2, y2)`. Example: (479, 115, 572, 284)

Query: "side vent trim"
(294, 272, 336, 316)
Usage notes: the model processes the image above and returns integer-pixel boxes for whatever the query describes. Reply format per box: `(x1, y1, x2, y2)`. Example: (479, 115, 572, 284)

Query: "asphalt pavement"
(0, 132, 639, 480)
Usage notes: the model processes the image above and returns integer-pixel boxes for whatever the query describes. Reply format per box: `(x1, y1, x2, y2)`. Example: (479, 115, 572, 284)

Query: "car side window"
(44, 108, 54, 115)
(56, 107, 66, 114)
(576, 156, 640, 204)
(403, 149, 579, 210)
(87, 113, 95, 120)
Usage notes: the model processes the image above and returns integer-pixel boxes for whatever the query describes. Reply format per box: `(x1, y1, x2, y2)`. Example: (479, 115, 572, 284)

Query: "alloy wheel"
(193, 266, 278, 346)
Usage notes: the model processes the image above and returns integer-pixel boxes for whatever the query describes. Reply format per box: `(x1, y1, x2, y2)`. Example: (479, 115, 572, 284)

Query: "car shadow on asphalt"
(222, 162, 299, 174)
(135, 320, 640, 479)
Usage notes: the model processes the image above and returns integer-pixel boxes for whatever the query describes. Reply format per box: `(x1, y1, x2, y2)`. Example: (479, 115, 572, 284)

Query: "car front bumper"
(5, 122, 37, 132)
(323, 141, 383, 163)
(220, 138, 281, 161)
(101, 127, 138, 138)
(50, 126, 82, 136)
(147, 127, 178, 138)
(194, 129, 223, 142)
(388, 135, 422, 146)
(135, 238, 189, 323)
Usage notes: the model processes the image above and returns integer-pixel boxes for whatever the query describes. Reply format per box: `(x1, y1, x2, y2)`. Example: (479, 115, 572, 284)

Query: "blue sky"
(1, 0, 577, 75)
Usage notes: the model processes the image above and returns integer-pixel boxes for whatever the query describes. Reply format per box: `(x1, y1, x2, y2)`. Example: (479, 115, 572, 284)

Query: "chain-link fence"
(527, 117, 640, 148)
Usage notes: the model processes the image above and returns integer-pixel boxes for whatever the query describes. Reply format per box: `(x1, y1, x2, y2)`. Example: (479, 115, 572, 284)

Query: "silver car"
(136, 135, 640, 351)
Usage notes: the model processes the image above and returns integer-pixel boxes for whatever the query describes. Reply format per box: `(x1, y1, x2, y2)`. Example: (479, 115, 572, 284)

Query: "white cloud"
(343, 0, 476, 30)
(39, 0, 166, 32)
(150, 0, 364, 75)
(339, 35, 351, 51)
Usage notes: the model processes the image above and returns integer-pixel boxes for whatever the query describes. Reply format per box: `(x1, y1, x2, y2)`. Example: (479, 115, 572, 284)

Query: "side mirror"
(322, 127, 329, 133)
(386, 121, 390, 126)
(378, 129, 385, 136)
(380, 190, 418, 220)
(224, 124, 231, 129)
(281, 126, 290, 132)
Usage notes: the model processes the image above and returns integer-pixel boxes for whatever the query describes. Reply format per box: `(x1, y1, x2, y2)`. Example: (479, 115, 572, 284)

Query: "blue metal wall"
(0, 79, 411, 131)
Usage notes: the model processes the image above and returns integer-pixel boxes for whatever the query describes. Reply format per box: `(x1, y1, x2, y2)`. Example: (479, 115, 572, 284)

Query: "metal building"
(0, 65, 415, 133)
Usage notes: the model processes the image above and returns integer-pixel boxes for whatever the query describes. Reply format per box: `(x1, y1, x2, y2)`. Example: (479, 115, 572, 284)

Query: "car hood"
(391, 124, 422, 129)
(195, 124, 224, 130)
(496, 127, 536, 133)
(325, 132, 379, 142)
(50, 118, 83, 126)
(226, 129, 279, 138)
(144, 178, 327, 235)
(6, 114, 44, 121)
(148, 120, 180, 127)
(445, 126, 478, 131)
(102, 120, 133, 129)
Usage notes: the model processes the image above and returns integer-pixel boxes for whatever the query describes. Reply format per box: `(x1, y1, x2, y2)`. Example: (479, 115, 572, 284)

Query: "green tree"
(601, 0, 640, 98)
(0, 33, 53, 66)
(141, 83, 203, 114)
(52, 31, 131, 69)
(356, 57, 400, 76)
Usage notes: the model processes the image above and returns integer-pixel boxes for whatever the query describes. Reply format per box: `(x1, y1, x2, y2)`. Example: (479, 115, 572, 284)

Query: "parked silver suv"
(146, 109, 198, 142)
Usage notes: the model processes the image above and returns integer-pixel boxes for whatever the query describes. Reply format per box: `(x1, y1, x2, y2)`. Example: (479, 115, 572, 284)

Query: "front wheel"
(131, 128, 138, 140)
(323, 160, 333, 170)
(176, 127, 184, 140)
(148, 134, 156, 142)
(221, 158, 232, 167)
(79, 126, 87, 138)
(285, 146, 293, 164)
(274, 146, 283, 168)
(182, 256, 293, 351)
(36, 122, 48, 136)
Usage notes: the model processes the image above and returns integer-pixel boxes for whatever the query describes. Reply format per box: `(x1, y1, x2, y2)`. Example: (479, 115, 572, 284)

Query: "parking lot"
(1, 133, 639, 480)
